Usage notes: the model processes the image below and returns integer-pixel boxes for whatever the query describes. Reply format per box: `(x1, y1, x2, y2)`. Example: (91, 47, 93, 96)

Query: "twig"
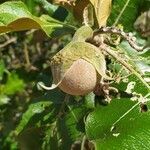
(23, 43, 38, 71)
(36, 43, 42, 55)
(4, 34, 10, 40)
(94, 26, 145, 51)
(25, 29, 37, 35)
(0, 37, 17, 49)
(81, 135, 86, 150)
(23, 43, 30, 67)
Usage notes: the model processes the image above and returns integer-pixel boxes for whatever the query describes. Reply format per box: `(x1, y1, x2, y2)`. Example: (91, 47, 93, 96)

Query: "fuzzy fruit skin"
(58, 59, 97, 95)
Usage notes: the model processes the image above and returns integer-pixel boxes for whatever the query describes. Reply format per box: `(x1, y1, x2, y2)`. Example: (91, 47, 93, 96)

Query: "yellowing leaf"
(89, 0, 112, 27)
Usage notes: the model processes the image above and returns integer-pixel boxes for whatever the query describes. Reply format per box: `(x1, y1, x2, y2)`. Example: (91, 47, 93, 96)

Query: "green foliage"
(0, 1, 76, 37)
(0, 94, 10, 106)
(0, 70, 25, 106)
(0, 0, 149, 149)
(0, 59, 5, 80)
(112, 74, 149, 95)
(57, 104, 87, 149)
(0, 72, 25, 95)
(86, 99, 150, 149)
(16, 101, 52, 135)
(108, 0, 141, 31)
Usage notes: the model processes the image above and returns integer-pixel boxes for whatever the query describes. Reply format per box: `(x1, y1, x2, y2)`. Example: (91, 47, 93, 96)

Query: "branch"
(0, 37, 17, 49)
(94, 26, 146, 51)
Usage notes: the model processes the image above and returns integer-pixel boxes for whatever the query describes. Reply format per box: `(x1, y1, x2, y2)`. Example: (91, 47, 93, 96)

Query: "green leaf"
(118, 36, 150, 90)
(111, 41, 150, 96)
(85, 98, 150, 149)
(23, 0, 37, 14)
(0, 72, 25, 95)
(119, 40, 150, 71)
(113, 74, 150, 97)
(0, 1, 76, 37)
(108, 0, 141, 31)
(16, 101, 52, 135)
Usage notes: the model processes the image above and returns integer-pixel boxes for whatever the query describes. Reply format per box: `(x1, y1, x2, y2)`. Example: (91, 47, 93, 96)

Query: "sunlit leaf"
(0, 72, 25, 95)
(0, 1, 76, 36)
(0, 95, 10, 106)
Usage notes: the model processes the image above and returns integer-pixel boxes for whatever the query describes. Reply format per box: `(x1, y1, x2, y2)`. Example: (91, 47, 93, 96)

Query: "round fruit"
(58, 58, 97, 95)
(38, 26, 109, 96)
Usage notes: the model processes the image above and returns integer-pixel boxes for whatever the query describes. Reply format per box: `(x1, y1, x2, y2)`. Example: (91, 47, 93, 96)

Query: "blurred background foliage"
(0, 0, 150, 150)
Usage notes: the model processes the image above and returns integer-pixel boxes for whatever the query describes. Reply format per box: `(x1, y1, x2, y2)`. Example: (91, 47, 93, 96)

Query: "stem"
(81, 135, 86, 150)
(94, 27, 145, 51)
